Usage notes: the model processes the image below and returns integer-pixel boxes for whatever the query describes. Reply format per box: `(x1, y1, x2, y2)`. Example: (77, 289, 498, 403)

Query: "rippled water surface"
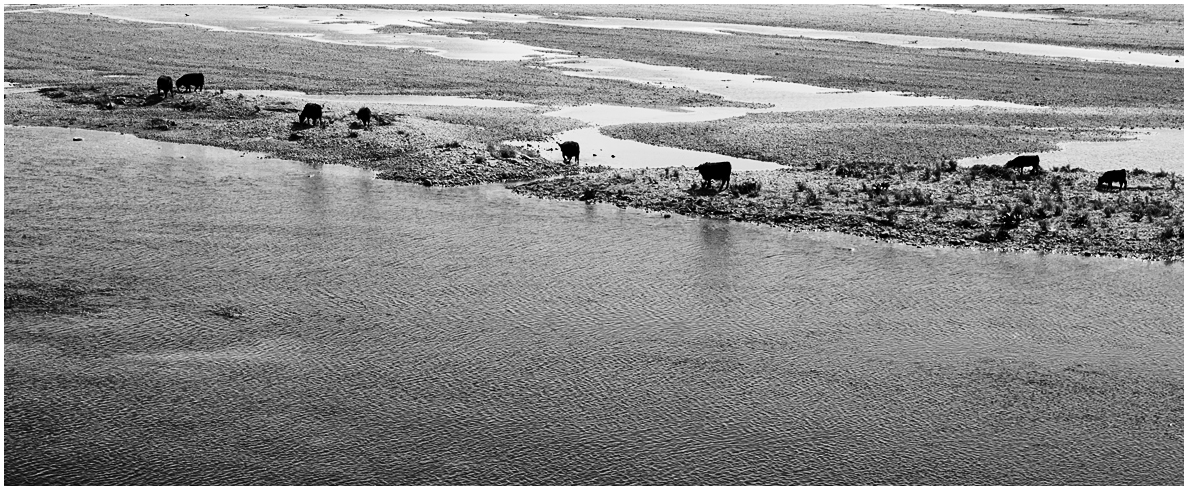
(4, 127, 1183, 485)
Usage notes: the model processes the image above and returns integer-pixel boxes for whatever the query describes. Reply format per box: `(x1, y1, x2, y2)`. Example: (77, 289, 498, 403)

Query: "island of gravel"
(4, 8, 1183, 262)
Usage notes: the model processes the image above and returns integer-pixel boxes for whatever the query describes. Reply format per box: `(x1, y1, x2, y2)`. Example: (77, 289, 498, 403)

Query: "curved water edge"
(55, 5, 1185, 68)
(5, 126, 1183, 485)
(20, 7, 1181, 174)
(959, 128, 1186, 174)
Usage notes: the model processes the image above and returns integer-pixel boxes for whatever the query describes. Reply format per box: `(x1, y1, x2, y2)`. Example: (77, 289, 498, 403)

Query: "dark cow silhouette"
(356, 106, 372, 128)
(156, 76, 173, 97)
(300, 103, 323, 127)
(1097, 169, 1128, 189)
(696, 161, 732, 191)
(558, 141, 580, 164)
(175, 73, 204, 92)
(1003, 154, 1041, 174)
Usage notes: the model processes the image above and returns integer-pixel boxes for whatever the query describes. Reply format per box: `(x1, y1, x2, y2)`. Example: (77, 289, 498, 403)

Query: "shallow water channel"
(5, 127, 1183, 485)
(60, 5, 1185, 68)
(32, 6, 1184, 172)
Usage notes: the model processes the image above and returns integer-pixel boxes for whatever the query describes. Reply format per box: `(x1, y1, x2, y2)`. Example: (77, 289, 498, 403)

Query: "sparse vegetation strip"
(512, 164, 1183, 262)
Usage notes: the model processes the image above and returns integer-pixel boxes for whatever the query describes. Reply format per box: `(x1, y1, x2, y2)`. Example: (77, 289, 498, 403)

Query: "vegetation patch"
(512, 164, 1184, 261)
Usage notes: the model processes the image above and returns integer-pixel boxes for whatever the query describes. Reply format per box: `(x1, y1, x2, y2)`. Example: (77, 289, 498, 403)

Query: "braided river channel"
(4, 126, 1182, 485)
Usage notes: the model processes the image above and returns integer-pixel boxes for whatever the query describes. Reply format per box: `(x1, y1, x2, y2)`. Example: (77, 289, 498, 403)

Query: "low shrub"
(1159, 223, 1183, 241)
(731, 180, 762, 197)
(973, 227, 1010, 243)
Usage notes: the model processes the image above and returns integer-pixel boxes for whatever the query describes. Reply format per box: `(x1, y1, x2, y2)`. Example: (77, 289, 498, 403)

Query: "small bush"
(997, 203, 1028, 228)
(955, 213, 980, 228)
(1037, 218, 1053, 234)
(973, 227, 1010, 243)
(731, 180, 762, 197)
(1069, 212, 1091, 228)
(803, 188, 822, 206)
(1159, 223, 1183, 241)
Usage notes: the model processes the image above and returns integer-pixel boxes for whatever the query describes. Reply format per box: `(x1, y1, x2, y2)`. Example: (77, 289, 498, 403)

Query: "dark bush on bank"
(969, 164, 1017, 180)
(973, 226, 1011, 243)
(731, 179, 762, 197)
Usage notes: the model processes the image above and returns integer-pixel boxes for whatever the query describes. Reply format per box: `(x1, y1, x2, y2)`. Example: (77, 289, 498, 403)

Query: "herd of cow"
(147, 76, 1132, 192)
(155, 73, 204, 96)
(1004, 154, 1128, 189)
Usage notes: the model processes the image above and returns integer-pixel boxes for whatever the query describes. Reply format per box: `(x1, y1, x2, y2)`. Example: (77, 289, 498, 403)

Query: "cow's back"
(177, 73, 205, 91)
(1005, 154, 1040, 168)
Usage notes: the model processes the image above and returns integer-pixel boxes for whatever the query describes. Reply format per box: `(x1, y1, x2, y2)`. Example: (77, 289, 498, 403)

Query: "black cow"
(558, 141, 580, 164)
(175, 73, 204, 92)
(300, 103, 323, 127)
(356, 106, 372, 128)
(696, 161, 732, 191)
(156, 76, 173, 97)
(1004, 154, 1041, 174)
(1097, 169, 1128, 189)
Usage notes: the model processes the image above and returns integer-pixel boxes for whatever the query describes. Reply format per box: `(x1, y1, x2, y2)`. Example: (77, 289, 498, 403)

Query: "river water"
(4, 126, 1182, 485)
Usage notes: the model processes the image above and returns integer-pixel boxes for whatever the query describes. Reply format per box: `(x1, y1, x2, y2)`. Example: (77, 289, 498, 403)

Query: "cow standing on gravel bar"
(356, 106, 372, 129)
(156, 76, 173, 97)
(558, 140, 580, 164)
(1097, 169, 1128, 190)
(175, 73, 204, 92)
(1004, 154, 1042, 174)
(300, 103, 323, 128)
(696, 161, 732, 191)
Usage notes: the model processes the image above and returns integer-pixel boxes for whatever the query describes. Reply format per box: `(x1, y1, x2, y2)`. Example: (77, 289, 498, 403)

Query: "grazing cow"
(299, 103, 323, 127)
(696, 161, 732, 191)
(558, 140, 580, 164)
(1003, 154, 1041, 174)
(356, 106, 372, 128)
(156, 76, 173, 97)
(1097, 169, 1128, 189)
(175, 73, 204, 92)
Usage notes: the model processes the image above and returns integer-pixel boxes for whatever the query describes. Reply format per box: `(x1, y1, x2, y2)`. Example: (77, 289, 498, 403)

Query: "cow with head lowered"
(558, 141, 580, 164)
(1097, 169, 1127, 190)
(356, 107, 372, 129)
(1004, 154, 1041, 174)
(696, 161, 732, 192)
(175, 73, 204, 92)
(300, 103, 324, 128)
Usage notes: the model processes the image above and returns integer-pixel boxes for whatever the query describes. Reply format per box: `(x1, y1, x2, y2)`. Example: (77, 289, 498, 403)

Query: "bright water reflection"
(959, 128, 1186, 174)
(4, 127, 1183, 485)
